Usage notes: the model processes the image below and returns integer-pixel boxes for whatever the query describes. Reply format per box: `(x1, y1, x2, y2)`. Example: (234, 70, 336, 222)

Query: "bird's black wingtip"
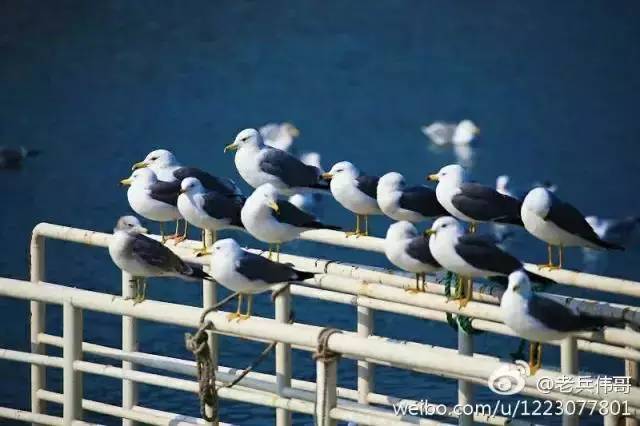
(294, 270, 315, 281)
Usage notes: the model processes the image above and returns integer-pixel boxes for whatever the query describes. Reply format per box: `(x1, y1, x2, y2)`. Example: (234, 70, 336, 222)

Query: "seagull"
(108, 216, 212, 303)
(120, 168, 182, 242)
(521, 187, 624, 269)
(322, 161, 382, 237)
(224, 128, 328, 195)
(259, 122, 300, 152)
(132, 149, 242, 197)
(210, 238, 315, 320)
(427, 164, 523, 232)
(495, 175, 515, 198)
(585, 216, 640, 248)
(177, 177, 245, 255)
(241, 183, 341, 260)
(385, 221, 441, 293)
(0, 146, 40, 169)
(287, 152, 326, 217)
(426, 216, 555, 307)
(377, 172, 447, 223)
(420, 120, 480, 146)
(501, 270, 622, 374)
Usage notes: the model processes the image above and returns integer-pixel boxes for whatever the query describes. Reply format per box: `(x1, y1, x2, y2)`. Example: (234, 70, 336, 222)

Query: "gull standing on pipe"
(108, 216, 212, 303)
(210, 238, 315, 320)
(501, 270, 623, 374)
(120, 168, 182, 242)
(322, 161, 382, 237)
(521, 187, 624, 269)
(377, 172, 447, 223)
(427, 164, 523, 233)
(241, 183, 341, 260)
(224, 128, 328, 195)
(385, 221, 441, 292)
(426, 217, 555, 307)
(177, 177, 245, 256)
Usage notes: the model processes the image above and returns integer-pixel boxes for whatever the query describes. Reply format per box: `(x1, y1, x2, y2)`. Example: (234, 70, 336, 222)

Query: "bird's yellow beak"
(474, 128, 481, 135)
(224, 142, 239, 153)
(120, 177, 133, 186)
(424, 229, 436, 236)
(289, 125, 300, 137)
(138, 227, 149, 234)
(131, 161, 148, 171)
(427, 174, 439, 182)
(268, 200, 280, 212)
(321, 172, 333, 181)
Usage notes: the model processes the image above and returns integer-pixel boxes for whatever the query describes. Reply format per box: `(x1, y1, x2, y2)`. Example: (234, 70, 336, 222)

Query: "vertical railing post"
(122, 272, 138, 426)
(203, 229, 218, 426)
(315, 356, 338, 426)
(625, 325, 638, 426)
(30, 232, 46, 421)
(275, 286, 292, 426)
(457, 327, 473, 426)
(63, 301, 83, 423)
(357, 305, 373, 405)
(561, 337, 579, 426)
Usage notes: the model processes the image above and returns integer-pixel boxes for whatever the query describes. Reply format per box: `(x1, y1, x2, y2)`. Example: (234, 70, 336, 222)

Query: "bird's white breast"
(385, 239, 434, 274)
(178, 194, 231, 231)
(127, 186, 181, 222)
(210, 256, 273, 294)
(521, 206, 595, 248)
(235, 145, 281, 190)
(241, 202, 300, 244)
(435, 183, 473, 222)
(500, 291, 566, 342)
(330, 176, 381, 215)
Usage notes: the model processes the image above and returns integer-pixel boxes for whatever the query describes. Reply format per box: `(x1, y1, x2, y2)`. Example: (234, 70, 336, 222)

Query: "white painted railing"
(0, 223, 637, 425)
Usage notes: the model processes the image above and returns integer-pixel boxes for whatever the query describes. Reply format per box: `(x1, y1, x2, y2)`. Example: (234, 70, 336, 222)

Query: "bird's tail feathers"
(577, 313, 625, 331)
(492, 215, 524, 227)
(293, 269, 315, 282)
(596, 238, 625, 251)
(185, 265, 213, 281)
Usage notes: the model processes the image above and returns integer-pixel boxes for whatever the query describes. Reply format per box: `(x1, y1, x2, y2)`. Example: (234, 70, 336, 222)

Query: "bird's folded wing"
(355, 175, 380, 199)
(173, 167, 242, 196)
(399, 186, 448, 217)
(452, 183, 521, 221)
(148, 181, 180, 205)
(236, 251, 299, 284)
(259, 149, 320, 188)
(455, 235, 521, 274)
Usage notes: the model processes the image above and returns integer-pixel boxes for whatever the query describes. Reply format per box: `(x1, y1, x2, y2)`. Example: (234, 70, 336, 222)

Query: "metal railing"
(0, 222, 637, 425)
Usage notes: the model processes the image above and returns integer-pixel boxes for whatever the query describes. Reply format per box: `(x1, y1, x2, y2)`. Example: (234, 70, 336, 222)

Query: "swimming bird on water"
(108, 216, 212, 304)
(0, 146, 39, 169)
(501, 270, 622, 374)
(521, 187, 624, 269)
(385, 221, 441, 292)
(210, 238, 315, 320)
(259, 122, 300, 152)
(427, 164, 523, 233)
(224, 128, 328, 195)
(177, 177, 245, 256)
(421, 120, 480, 146)
(120, 168, 182, 242)
(241, 183, 340, 260)
(426, 217, 555, 307)
(377, 172, 447, 223)
(322, 161, 382, 237)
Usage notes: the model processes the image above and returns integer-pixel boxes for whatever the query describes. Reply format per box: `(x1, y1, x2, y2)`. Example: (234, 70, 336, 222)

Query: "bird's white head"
(180, 177, 205, 195)
(425, 216, 463, 240)
(427, 164, 465, 185)
(386, 221, 418, 241)
(378, 172, 405, 192)
(252, 183, 280, 213)
(507, 270, 533, 297)
(522, 187, 552, 217)
(114, 215, 148, 235)
(212, 238, 242, 256)
(282, 122, 300, 138)
(120, 168, 157, 187)
(225, 128, 262, 153)
(132, 149, 178, 171)
(322, 161, 359, 181)
(496, 175, 510, 192)
(454, 120, 480, 144)
(300, 152, 322, 170)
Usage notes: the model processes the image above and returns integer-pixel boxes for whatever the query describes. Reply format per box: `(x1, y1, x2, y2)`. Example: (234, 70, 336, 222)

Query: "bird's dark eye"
(242, 137, 248, 142)
(150, 157, 157, 161)
(442, 224, 447, 228)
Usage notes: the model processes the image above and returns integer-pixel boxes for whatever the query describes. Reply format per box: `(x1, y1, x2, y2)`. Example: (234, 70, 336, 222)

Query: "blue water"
(2, 1, 640, 424)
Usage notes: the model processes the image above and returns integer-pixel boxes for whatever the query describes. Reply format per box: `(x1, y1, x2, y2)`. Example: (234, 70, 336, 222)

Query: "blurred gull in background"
(260, 122, 300, 152)
(288, 152, 326, 216)
(420, 119, 480, 146)
(0, 146, 40, 169)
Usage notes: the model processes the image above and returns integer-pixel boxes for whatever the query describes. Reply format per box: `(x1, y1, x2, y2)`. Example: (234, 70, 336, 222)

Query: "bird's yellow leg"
(420, 273, 427, 292)
(528, 342, 542, 375)
(558, 245, 563, 269)
(160, 222, 167, 244)
(227, 294, 243, 321)
(238, 294, 253, 321)
(538, 245, 560, 270)
(458, 277, 472, 308)
(405, 273, 421, 293)
(134, 279, 147, 305)
(194, 229, 211, 256)
(364, 215, 369, 236)
(275, 243, 280, 262)
(173, 221, 188, 243)
(346, 215, 361, 237)
(267, 244, 273, 260)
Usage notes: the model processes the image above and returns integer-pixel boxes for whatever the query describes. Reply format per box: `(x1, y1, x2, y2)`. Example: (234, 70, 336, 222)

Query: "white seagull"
(421, 120, 480, 146)
(426, 216, 554, 307)
(241, 183, 340, 260)
(585, 215, 640, 248)
(427, 164, 523, 232)
(377, 172, 447, 223)
(177, 177, 245, 255)
(521, 187, 623, 269)
(322, 161, 382, 237)
(120, 168, 182, 242)
(108, 216, 212, 303)
(210, 238, 314, 320)
(224, 128, 328, 195)
(259, 122, 300, 152)
(501, 270, 622, 374)
(385, 221, 441, 292)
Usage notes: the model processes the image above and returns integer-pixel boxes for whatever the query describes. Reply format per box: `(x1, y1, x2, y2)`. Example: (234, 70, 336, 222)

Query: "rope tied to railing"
(313, 327, 342, 362)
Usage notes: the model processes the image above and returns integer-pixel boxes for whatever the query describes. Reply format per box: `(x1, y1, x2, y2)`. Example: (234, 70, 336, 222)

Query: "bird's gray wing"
(399, 186, 448, 217)
(131, 234, 208, 279)
(200, 192, 245, 227)
(173, 167, 242, 196)
(272, 200, 341, 230)
(148, 181, 180, 205)
(452, 183, 522, 225)
(455, 235, 522, 274)
(528, 295, 609, 332)
(259, 148, 323, 188)
(405, 236, 440, 268)
(355, 175, 380, 199)
(235, 251, 307, 284)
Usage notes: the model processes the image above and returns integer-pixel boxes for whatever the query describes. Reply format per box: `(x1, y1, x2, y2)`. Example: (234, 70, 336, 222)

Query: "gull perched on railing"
(500, 270, 623, 374)
(521, 187, 624, 269)
(385, 221, 441, 293)
(241, 183, 340, 260)
(210, 238, 315, 320)
(322, 161, 382, 237)
(426, 217, 555, 307)
(377, 172, 447, 223)
(108, 216, 212, 303)
(120, 168, 182, 243)
(224, 128, 328, 195)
